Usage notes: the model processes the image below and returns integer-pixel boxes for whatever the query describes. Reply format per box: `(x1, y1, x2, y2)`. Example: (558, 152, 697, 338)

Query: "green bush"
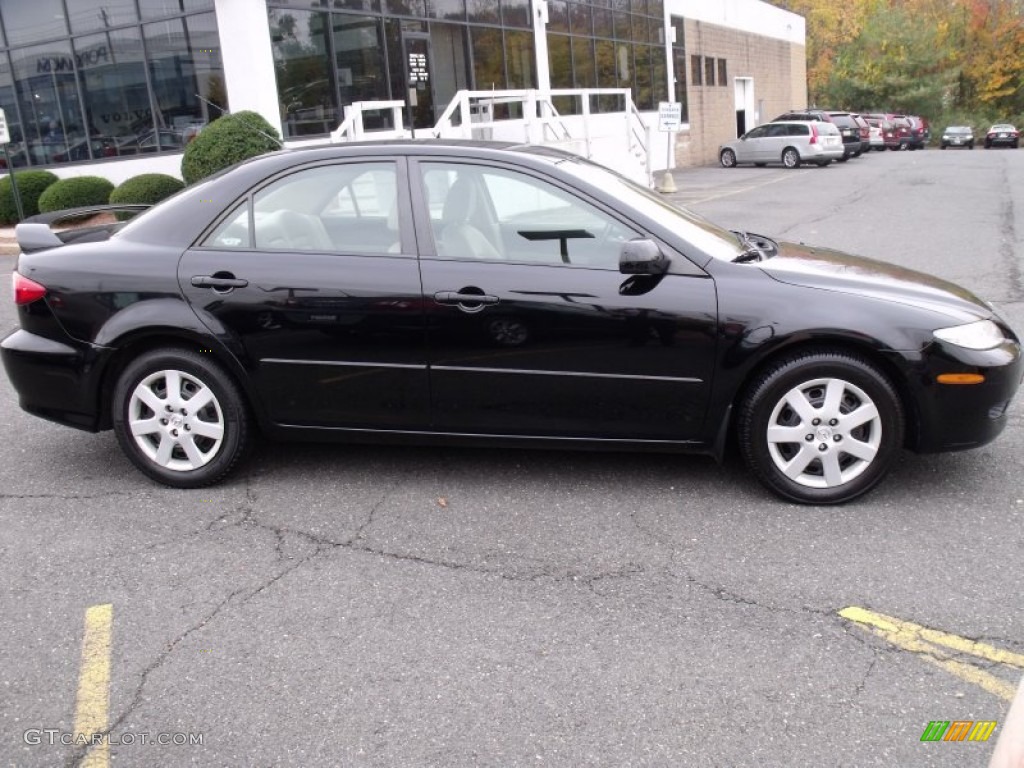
(38, 176, 116, 221)
(0, 170, 59, 224)
(109, 173, 185, 220)
(181, 111, 282, 185)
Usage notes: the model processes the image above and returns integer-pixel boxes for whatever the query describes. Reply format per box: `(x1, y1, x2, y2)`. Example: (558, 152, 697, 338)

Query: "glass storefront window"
(1, 0, 68, 47)
(332, 15, 387, 105)
(504, 30, 533, 89)
(68, 0, 139, 35)
(429, 0, 467, 21)
(75, 29, 153, 161)
(270, 9, 335, 137)
(501, 0, 530, 29)
(138, 0, 215, 20)
(145, 13, 226, 146)
(466, 0, 500, 25)
(11, 42, 80, 166)
(471, 27, 504, 91)
(0, 53, 26, 168)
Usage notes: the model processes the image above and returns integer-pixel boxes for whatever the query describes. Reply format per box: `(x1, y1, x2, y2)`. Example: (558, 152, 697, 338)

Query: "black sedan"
(984, 124, 1019, 149)
(2, 141, 1021, 504)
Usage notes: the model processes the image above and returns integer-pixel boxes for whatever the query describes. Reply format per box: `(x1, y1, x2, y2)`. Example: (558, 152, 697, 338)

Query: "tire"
(737, 351, 904, 504)
(940, 144, 947, 149)
(969, 143, 974, 149)
(781, 148, 801, 168)
(720, 149, 737, 168)
(837, 155, 849, 163)
(899, 141, 909, 151)
(112, 349, 251, 488)
(816, 160, 830, 167)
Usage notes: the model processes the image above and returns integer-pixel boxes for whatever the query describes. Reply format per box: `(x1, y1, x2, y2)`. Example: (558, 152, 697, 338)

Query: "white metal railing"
(430, 88, 652, 185)
(326, 90, 655, 186)
(330, 101, 411, 143)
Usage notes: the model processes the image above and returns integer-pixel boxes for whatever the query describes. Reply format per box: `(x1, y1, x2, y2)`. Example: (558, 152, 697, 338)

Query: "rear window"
(817, 123, 841, 136)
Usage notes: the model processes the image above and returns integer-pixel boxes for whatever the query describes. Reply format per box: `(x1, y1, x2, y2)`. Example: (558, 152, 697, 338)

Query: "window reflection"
(1, 0, 67, 47)
(145, 13, 226, 147)
(0, 3, 225, 167)
(271, 9, 336, 137)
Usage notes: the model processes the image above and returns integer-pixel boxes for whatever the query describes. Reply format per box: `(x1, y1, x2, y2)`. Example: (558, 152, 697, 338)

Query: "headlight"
(933, 319, 1005, 350)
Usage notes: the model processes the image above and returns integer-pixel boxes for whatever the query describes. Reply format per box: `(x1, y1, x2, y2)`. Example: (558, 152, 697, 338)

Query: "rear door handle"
(191, 275, 249, 290)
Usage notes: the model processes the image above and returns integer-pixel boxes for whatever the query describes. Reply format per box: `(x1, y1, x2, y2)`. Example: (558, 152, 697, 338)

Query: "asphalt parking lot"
(2, 147, 1023, 767)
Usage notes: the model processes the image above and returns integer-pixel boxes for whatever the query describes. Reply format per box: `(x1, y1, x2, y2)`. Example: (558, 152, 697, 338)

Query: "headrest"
(442, 177, 477, 226)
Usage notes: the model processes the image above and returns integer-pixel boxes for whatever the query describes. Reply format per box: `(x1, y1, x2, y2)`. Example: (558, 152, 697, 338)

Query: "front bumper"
(1, 329, 106, 431)
(891, 338, 1024, 453)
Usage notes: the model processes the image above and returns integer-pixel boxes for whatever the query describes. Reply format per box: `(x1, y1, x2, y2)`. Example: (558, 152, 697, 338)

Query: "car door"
(177, 158, 430, 429)
(736, 125, 767, 163)
(411, 158, 717, 441)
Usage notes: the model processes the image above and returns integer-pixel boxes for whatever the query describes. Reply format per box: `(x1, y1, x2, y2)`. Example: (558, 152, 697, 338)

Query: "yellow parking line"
(74, 603, 112, 768)
(840, 606, 1019, 702)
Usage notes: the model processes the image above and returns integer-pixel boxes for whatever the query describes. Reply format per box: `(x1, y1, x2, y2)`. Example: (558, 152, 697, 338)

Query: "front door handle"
(433, 291, 499, 306)
(191, 274, 249, 290)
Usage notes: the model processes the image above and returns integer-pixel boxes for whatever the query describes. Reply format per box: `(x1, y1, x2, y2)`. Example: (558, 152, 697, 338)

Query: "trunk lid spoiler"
(15, 204, 152, 253)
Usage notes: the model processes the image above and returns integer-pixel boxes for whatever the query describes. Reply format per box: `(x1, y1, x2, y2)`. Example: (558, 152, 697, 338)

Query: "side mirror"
(619, 238, 669, 275)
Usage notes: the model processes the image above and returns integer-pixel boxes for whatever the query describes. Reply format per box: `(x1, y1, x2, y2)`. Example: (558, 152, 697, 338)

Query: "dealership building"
(0, 0, 804, 181)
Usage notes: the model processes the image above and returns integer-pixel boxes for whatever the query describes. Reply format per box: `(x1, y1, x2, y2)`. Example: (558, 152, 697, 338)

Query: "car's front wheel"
(720, 149, 737, 168)
(737, 351, 904, 504)
(112, 349, 251, 488)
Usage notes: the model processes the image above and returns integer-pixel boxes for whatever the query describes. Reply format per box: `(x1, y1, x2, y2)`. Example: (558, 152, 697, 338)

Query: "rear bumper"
(1, 329, 105, 431)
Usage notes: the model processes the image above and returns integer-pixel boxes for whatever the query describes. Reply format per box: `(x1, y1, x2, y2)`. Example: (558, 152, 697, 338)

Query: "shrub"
(38, 176, 116, 222)
(0, 170, 59, 224)
(181, 111, 282, 185)
(109, 173, 185, 220)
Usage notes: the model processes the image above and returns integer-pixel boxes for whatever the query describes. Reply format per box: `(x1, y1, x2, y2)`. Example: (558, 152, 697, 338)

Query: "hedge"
(181, 110, 282, 185)
(109, 173, 185, 220)
(38, 176, 116, 222)
(0, 171, 59, 225)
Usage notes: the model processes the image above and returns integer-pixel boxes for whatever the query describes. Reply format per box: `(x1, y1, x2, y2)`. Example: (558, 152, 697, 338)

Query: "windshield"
(553, 155, 745, 262)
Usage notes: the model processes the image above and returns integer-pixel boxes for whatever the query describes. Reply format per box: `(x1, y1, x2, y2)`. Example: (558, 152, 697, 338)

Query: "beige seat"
(438, 177, 504, 260)
(255, 209, 333, 251)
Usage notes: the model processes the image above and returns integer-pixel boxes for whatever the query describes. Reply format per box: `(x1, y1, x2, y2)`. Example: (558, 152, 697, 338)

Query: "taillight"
(12, 272, 47, 305)
(809, 124, 818, 145)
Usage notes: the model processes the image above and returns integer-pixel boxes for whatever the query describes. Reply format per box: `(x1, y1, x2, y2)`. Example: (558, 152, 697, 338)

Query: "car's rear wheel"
(737, 351, 904, 504)
(781, 148, 801, 168)
(720, 149, 737, 168)
(112, 349, 250, 488)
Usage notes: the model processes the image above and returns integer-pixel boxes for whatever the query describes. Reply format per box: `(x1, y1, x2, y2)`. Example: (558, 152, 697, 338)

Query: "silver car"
(719, 120, 844, 169)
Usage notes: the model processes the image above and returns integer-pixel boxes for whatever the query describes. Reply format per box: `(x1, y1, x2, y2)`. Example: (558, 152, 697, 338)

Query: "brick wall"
(673, 19, 807, 167)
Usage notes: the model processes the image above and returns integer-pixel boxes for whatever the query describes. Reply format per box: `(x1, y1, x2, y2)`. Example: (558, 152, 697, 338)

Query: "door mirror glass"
(619, 239, 669, 275)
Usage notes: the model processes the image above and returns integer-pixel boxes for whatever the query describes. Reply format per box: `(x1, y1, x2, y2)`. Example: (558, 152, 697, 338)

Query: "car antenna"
(194, 94, 283, 147)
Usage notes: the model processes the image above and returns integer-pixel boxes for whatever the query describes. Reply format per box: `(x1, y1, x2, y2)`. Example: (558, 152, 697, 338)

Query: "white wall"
(665, 0, 805, 45)
(38, 153, 185, 184)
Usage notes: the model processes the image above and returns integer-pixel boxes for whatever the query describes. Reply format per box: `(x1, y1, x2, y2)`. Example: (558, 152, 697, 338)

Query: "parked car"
(862, 114, 902, 150)
(851, 114, 872, 151)
(719, 120, 844, 168)
(861, 116, 888, 150)
(984, 124, 1019, 149)
(3, 141, 1021, 504)
(772, 110, 864, 160)
(940, 126, 974, 149)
